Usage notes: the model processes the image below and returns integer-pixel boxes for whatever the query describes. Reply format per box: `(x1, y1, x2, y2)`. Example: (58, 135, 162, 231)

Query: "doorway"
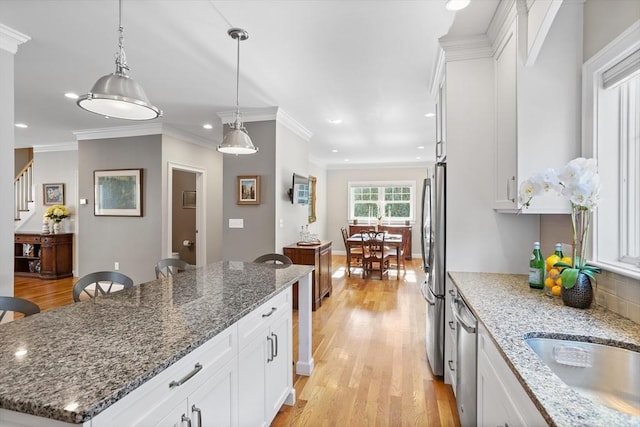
(168, 164, 205, 266)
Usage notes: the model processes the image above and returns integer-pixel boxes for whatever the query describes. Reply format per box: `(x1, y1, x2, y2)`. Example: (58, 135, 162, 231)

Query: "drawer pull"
(169, 363, 202, 389)
(448, 360, 455, 371)
(181, 414, 192, 427)
(191, 404, 202, 427)
(448, 320, 455, 330)
(261, 307, 277, 318)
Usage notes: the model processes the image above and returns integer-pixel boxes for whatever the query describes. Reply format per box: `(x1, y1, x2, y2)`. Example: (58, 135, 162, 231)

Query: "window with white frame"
(585, 25, 640, 279)
(349, 181, 416, 223)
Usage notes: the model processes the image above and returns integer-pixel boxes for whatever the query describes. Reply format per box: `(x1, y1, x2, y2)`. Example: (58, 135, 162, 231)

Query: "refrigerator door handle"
(425, 288, 437, 306)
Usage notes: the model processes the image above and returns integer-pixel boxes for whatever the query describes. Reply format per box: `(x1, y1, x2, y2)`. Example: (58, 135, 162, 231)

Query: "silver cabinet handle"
(169, 363, 202, 389)
(262, 307, 277, 318)
(448, 360, 455, 371)
(271, 332, 278, 358)
(181, 414, 192, 427)
(506, 176, 516, 202)
(267, 335, 274, 362)
(452, 302, 476, 334)
(192, 404, 202, 427)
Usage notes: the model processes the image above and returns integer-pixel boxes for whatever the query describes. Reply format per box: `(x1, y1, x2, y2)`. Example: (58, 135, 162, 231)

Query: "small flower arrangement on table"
(44, 205, 70, 223)
(519, 158, 602, 293)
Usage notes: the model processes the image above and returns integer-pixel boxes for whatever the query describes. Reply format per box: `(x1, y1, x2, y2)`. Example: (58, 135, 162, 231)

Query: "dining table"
(346, 232, 404, 278)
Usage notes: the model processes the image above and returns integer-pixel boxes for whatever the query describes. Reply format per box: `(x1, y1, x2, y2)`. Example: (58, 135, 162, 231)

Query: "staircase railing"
(15, 159, 34, 220)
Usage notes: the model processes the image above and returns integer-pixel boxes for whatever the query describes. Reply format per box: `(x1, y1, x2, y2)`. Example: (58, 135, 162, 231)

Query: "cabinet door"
(151, 399, 188, 427)
(318, 245, 332, 299)
(477, 348, 524, 427)
(494, 23, 518, 210)
(265, 311, 292, 423)
(187, 359, 236, 427)
(238, 332, 268, 427)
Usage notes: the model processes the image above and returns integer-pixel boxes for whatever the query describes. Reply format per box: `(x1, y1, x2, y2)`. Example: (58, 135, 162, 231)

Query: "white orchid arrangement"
(519, 158, 601, 288)
(44, 205, 70, 223)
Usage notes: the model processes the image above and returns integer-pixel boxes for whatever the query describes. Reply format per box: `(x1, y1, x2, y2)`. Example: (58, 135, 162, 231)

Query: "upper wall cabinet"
(493, 1, 582, 213)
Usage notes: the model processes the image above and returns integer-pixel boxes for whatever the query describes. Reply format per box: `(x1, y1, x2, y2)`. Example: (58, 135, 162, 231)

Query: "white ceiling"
(2, 0, 498, 168)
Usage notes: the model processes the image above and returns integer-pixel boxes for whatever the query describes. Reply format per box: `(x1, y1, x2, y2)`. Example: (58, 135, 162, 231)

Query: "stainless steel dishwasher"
(451, 290, 477, 426)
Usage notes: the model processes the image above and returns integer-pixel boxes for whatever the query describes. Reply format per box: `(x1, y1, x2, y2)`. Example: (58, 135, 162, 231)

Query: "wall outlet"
(114, 262, 119, 270)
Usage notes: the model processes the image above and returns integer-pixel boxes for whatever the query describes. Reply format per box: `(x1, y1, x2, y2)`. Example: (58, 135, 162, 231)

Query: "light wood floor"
(13, 256, 459, 426)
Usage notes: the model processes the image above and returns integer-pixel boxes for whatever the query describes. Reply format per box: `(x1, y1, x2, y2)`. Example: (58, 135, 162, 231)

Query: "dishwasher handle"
(452, 299, 476, 334)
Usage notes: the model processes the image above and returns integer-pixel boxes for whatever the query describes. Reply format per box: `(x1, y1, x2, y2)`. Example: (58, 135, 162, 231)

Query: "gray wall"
(172, 170, 196, 264)
(326, 166, 428, 257)
(0, 48, 14, 297)
(583, 0, 640, 61)
(222, 121, 277, 261)
(77, 135, 162, 284)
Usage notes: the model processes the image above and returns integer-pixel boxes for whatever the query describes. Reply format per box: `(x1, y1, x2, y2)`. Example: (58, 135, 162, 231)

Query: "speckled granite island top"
(448, 272, 640, 427)
(0, 261, 313, 424)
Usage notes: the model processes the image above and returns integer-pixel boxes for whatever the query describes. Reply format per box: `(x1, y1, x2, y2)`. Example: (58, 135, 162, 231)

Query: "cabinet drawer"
(238, 288, 291, 349)
(15, 235, 41, 244)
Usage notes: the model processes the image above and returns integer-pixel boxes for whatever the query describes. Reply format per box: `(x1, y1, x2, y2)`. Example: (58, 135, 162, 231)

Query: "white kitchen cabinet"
(477, 324, 545, 426)
(443, 275, 456, 390)
(492, 2, 582, 213)
(238, 288, 293, 427)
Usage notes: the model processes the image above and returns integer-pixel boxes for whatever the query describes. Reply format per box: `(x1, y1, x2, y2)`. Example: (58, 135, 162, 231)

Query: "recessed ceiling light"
(332, 149, 338, 153)
(416, 156, 421, 160)
(424, 113, 435, 118)
(64, 92, 79, 99)
(202, 124, 213, 130)
(344, 158, 350, 162)
(15, 123, 28, 128)
(328, 119, 343, 124)
(417, 146, 425, 149)
(445, 0, 470, 11)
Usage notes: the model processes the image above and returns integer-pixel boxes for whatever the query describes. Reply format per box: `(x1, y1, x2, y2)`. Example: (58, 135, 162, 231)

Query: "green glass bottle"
(529, 242, 544, 289)
(554, 243, 564, 259)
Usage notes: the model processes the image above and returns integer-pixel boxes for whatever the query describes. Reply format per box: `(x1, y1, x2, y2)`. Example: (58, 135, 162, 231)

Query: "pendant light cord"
(116, 0, 129, 72)
(235, 34, 241, 113)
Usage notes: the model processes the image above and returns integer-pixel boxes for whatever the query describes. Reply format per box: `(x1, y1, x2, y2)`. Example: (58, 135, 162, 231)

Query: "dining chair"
(155, 258, 194, 279)
(0, 296, 40, 322)
(253, 253, 293, 265)
(364, 231, 392, 279)
(73, 271, 134, 302)
(341, 227, 364, 277)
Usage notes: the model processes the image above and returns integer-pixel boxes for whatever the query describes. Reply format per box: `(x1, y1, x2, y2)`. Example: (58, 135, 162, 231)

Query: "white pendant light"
(445, 0, 471, 11)
(217, 28, 258, 155)
(77, 0, 161, 120)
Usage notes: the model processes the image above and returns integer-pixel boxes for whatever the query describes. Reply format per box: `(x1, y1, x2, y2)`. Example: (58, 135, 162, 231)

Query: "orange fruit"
(551, 285, 562, 296)
(546, 255, 561, 271)
(555, 276, 562, 286)
(544, 277, 555, 288)
(560, 256, 572, 266)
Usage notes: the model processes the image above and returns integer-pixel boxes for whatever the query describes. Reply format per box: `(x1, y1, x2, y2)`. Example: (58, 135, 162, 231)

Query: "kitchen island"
(0, 261, 314, 425)
(449, 272, 640, 427)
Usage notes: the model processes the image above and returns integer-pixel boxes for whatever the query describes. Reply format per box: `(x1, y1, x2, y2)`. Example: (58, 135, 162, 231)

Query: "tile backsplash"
(595, 270, 640, 324)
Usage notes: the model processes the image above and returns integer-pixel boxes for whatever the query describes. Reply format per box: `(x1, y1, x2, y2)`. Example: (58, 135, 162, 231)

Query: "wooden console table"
(14, 233, 73, 279)
(349, 224, 412, 259)
(283, 240, 332, 311)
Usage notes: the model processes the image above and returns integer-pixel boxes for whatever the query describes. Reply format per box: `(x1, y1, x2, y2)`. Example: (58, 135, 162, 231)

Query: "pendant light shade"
(217, 28, 258, 155)
(445, 0, 470, 11)
(77, 0, 161, 120)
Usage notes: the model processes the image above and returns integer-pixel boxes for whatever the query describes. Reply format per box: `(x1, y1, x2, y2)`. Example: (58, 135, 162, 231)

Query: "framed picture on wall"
(94, 169, 143, 216)
(237, 175, 260, 205)
(43, 183, 64, 205)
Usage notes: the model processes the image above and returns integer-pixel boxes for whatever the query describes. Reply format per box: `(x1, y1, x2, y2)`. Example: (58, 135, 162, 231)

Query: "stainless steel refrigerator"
(421, 161, 445, 376)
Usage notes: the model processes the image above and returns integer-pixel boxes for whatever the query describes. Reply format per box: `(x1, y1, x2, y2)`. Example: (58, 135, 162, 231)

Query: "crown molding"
(429, 46, 446, 98)
(217, 106, 313, 142)
(0, 24, 30, 54)
(73, 123, 218, 150)
(33, 142, 78, 153)
(487, 0, 517, 47)
(438, 35, 494, 62)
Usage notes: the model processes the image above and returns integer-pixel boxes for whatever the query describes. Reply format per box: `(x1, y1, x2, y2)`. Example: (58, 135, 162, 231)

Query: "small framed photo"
(182, 191, 196, 209)
(43, 183, 65, 205)
(237, 175, 260, 205)
(94, 169, 143, 216)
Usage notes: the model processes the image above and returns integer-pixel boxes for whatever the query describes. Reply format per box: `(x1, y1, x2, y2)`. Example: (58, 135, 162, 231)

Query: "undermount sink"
(525, 337, 640, 417)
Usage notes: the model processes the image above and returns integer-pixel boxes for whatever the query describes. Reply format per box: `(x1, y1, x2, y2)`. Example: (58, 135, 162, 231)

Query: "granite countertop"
(0, 261, 313, 424)
(448, 272, 640, 427)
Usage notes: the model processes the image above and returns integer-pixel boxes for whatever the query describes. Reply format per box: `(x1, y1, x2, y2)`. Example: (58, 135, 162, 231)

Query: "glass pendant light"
(77, 0, 161, 120)
(217, 28, 258, 155)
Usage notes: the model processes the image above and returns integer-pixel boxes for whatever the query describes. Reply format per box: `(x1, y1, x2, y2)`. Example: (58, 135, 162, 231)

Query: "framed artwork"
(43, 183, 65, 205)
(308, 176, 317, 223)
(237, 175, 260, 205)
(94, 169, 143, 216)
(182, 191, 196, 209)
